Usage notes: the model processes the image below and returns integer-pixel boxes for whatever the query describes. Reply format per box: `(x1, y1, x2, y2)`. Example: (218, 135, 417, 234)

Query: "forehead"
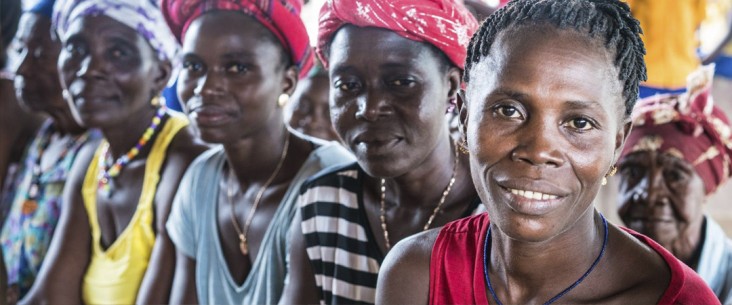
(182, 11, 282, 56)
(468, 25, 623, 112)
(328, 25, 441, 73)
(16, 13, 47, 40)
(64, 14, 140, 44)
(623, 150, 691, 168)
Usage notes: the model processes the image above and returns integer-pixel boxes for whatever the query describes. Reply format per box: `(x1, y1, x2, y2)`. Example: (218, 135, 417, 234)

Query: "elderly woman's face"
(178, 11, 293, 144)
(617, 150, 706, 246)
(13, 13, 63, 113)
(463, 26, 628, 242)
(327, 26, 456, 178)
(58, 15, 162, 127)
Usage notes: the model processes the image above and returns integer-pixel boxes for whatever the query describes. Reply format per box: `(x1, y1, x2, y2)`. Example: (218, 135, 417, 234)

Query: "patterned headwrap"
(316, 0, 479, 70)
(29, 0, 56, 18)
(52, 0, 180, 61)
(621, 66, 732, 195)
(161, 0, 314, 76)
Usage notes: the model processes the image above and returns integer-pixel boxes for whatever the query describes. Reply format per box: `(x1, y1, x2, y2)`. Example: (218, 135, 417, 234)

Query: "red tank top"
(429, 213, 720, 305)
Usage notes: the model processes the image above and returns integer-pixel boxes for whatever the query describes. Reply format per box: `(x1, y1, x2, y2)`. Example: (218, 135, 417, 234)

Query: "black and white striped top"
(299, 162, 483, 305)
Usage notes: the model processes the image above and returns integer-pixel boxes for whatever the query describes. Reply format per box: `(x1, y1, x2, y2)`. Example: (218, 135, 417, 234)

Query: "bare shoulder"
(588, 224, 671, 304)
(376, 229, 440, 305)
(167, 125, 208, 163)
(155, 126, 206, 226)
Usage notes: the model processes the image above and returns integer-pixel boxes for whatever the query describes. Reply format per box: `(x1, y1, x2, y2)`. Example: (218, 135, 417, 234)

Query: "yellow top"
(626, 0, 707, 88)
(81, 111, 188, 305)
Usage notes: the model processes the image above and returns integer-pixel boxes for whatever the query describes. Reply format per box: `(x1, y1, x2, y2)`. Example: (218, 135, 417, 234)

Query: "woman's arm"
(279, 211, 320, 305)
(19, 143, 96, 305)
(375, 230, 437, 305)
(136, 135, 204, 304)
(169, 252, 198, 304)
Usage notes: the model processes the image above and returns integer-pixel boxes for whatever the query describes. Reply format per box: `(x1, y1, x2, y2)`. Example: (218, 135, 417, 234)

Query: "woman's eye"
(664, 169, 685, 183)
(182, 61, 202, 72)
(568, 118, 593, 131)
(390, 79, 415, 87)
(335, 81, 360, 92)
(110, 48, 127, 59)
(496, 105, 521, 118)
(226, 64, 248, 73)
(65, 44, 85, 55)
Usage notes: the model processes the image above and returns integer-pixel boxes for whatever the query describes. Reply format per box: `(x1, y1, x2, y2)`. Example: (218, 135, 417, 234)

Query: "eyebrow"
(221, 51, 255, 59)
(488, 88, 529, 100)
(563, 99, 604, 110)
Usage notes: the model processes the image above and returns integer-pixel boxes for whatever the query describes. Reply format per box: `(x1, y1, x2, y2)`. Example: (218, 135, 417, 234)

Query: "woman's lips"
(191, 106, 232, 127)
(499, 185, 566, 216)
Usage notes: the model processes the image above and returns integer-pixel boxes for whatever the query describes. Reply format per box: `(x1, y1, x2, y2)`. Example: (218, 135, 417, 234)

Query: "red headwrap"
(160, 0, 313, 76)
(316, 0, 479, 70)
(621, 66, 732, 195)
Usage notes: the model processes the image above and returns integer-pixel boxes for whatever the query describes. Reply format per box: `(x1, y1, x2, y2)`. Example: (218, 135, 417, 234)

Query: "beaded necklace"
(483, 214, 608, 305)
(97, 107, 166, 197)
(22, 123, 90, 215)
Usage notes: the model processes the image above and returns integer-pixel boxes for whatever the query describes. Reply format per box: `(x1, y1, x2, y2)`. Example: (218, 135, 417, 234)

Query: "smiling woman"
(617, 67, 732, 304)
(18, 1, 207, 304)
(376, 1, 721, 305)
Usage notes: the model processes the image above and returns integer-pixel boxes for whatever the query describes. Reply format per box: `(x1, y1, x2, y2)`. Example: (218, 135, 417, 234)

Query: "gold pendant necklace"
(379, 141, 460, 250)
(227, 132, 290, 256)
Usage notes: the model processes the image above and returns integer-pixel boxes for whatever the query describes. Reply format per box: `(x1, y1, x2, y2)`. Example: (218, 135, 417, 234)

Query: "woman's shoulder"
(377, 228, 440, 304)
(598, 225, 719, 305)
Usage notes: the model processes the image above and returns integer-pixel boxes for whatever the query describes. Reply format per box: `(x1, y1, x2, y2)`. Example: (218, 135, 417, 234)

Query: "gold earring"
(602, 166, 618, 186)
(151, 96, 162, 107)
(457, 139, 469, 155)
(278, 93, 289, 107)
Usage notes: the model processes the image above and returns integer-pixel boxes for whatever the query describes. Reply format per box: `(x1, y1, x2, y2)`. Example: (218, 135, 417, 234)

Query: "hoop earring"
(602, 165, 618, 186)
(278, 93, 289, 108)
(62, 89, 73, 103)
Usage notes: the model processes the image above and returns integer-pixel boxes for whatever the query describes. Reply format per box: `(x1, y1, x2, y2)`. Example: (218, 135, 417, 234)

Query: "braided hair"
(464, 0, 646, 116)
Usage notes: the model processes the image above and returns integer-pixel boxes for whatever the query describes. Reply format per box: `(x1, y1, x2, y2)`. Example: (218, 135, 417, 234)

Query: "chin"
(197, 128, 231, 145)
(491, 214, 563, 243)
(357, 157, 409, 179)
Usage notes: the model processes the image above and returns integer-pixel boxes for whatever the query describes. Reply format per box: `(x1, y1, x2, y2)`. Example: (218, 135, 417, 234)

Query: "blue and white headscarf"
(52, 0, 179, 61)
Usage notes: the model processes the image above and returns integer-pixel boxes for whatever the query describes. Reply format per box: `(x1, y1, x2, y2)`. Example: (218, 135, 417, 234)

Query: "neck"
(380, 131, 458, 208)
(47, 98, 86, 136)
(666, 216, 705, 267)
(101, 106, 158, 159)
(489, 209, 604, 301)
(224, 123, 289, 185)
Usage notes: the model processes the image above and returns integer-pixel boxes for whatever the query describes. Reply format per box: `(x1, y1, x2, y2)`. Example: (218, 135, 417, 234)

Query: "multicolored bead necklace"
(23, 123, 90, 215)
(97, 106, 166, 197)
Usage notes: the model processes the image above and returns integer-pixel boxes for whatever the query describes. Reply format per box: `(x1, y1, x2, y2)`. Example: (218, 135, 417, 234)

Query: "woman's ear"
(152, 58, 173, 94)
(457, 90, 469, 138)
(446, 66, 462, 101)
(283, 65, 299, 96)
(613, 120, 633, 165)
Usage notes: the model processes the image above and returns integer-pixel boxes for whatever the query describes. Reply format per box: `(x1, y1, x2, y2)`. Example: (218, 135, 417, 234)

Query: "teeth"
(509, 188, 558, 200)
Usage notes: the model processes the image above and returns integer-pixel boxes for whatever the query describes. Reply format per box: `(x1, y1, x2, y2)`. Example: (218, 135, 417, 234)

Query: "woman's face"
(287, 74, 339, 141)
(462, 26, 629, 242)
(58, 15, 168, 127)
(617, 150, 706, 246)
(328, 26, 460, 178)
(14, 13, 63, 113)
(178, 11, 296, 144)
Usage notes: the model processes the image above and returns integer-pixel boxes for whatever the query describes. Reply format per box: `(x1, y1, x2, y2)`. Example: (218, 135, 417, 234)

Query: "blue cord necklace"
(483, 214, 608, 305)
